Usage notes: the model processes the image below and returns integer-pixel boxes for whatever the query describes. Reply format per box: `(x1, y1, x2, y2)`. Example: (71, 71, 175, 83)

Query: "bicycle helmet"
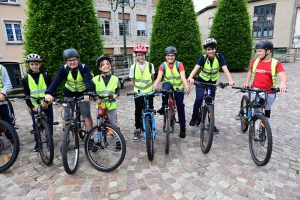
(255, 40, 273, 50)
(96, 55, 111, 67)
(62, 48, 80, 60)
(26, 53, 42, 63)
(203, 38, 217, 49)
(133, 45, 148, 53)
(164, 46, 177, 55)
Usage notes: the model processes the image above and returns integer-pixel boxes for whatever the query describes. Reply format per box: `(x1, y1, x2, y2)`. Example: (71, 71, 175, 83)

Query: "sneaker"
(33, 143, 39, 152)
(179, 127, 186, 138)
(214, 126, 219, 134)
(157, 107, 165, 115)
(133, 130, 141, 141)
(116, 141, 121, 151)
(92, 142, 104, 153)
(189, 118, 197, 126)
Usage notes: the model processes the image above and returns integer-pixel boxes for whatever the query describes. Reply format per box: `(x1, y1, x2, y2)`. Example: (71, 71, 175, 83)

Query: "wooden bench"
(112, 68, 131, 89)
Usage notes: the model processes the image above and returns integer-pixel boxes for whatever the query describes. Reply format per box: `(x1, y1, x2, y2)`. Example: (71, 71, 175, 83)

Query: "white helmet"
(26, 53, 42, 63)
(203, 38, 217, 49)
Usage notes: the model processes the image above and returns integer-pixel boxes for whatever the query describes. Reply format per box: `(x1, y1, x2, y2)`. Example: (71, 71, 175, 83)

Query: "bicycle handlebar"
(232, 86, 280, 93)
(156, 88, 185, 94)
(83, 92, 115, 102)
(127, 90, 162, 97)
(194, 81, 229, 89)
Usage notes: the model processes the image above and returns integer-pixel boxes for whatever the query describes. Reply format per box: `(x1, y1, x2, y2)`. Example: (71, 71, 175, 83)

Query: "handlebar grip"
(127, 92, 135, 96)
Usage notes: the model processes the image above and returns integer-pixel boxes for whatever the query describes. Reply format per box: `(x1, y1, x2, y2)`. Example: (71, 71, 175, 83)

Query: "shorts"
(63, 97, 91, 121)
(252, 91, 276, 111)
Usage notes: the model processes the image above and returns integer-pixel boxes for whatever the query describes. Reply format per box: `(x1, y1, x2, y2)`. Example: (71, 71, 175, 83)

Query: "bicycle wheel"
(0, 120, 19, 173)
(240, 95, 249, 132)
(165, 111, 171, 154)
(145, 115, 154, 161)
(7, 100, 16, 128)
(249, 115, 272, 166)
(84, 123, 126, 172)
(38, 118, 54, 166)
(199, 105, 214, 153)
(61, 124, 79, 174)
(79, 121, 87, 140)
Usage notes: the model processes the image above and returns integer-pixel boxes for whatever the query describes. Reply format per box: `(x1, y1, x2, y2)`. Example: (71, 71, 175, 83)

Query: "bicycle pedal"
(53, 121, 59, 125)
(14, 125, 19, 129)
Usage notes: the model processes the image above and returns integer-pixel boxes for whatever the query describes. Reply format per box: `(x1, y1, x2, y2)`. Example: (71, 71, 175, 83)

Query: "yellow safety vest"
(251, 58, 278, 88)
(134, 62, 153, 93)
(163, 61, 184, 90)
(92, 75, 118, 110)
(64, 64, 86, 92)
(199, 54, 220, 81)
(28, 74, 48, 108)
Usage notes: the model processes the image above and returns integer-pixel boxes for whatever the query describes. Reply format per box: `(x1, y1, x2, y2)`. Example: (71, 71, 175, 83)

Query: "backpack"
(23, 72, 49, 89)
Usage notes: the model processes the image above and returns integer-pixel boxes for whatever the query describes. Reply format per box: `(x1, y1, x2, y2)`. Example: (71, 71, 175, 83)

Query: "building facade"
(197, 0, 300, 62)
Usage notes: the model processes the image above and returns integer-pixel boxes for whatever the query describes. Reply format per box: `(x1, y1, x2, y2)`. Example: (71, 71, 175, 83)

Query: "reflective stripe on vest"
(134, 62, 153, 93)
(64, 64, 86, 92)
(0, 65, 3, 90)
(92, 75, 118, 110)
(163, 61, 184, 90)
(28, 74, 48, 108)
(251, 58, 278, 88)
(199, 54, 220, 81)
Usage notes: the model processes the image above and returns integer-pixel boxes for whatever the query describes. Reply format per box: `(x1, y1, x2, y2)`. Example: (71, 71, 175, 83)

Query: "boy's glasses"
(166, 55, 175, 57)
(66, 59, 78, 63)
(136, 54, 145, 57)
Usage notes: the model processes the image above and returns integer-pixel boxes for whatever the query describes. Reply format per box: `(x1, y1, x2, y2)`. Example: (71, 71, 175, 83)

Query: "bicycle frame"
(141, 93, 156, 139)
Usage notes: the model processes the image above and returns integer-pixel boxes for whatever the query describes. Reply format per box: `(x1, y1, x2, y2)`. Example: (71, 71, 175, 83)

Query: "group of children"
(0, 38, 287, 152)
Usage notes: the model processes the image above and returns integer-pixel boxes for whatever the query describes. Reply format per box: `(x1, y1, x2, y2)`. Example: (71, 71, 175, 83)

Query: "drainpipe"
(290, 0, 298, 48)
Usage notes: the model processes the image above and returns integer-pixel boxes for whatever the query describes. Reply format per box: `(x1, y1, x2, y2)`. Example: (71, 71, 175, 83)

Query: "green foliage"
(23, 0, 103, 78)
(149, 0, 202, 74)
(209, 0, 253, 71)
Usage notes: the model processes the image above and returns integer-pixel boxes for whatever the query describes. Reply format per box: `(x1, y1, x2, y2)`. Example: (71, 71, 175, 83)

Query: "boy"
(187, 38, 234, 133)
(153, 46, 190, 138)
(129, 44, 155, 141)
(22, 53, 53, 151)
(243, 40, 287, 120)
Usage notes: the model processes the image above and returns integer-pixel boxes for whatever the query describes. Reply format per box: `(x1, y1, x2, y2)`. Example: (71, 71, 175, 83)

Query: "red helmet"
(133, 45, 148, 53)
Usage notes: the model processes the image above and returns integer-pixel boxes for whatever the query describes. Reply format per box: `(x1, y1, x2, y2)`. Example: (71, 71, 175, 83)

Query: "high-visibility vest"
(162, 61, 184, 90)
(28, 74, 48, 108)
(64, 64, 86, 92)
(134, 62, 153, 93)
(92, 75, 118, 110)
(251, 58, 278, 88)
(199, 54, 220, 81)
(0, 65, 3, 90)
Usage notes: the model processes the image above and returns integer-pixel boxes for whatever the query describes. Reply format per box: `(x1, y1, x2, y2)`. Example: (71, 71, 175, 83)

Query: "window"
(98, 11, 111, 36)
(0, 0, 17, 2)
(118, 13, 130, 36)
(136, 0, 146, 2)
(5, 22, 22, 42)
(137, 15, 146, 37)
(252, 4, 276, 39)
(208, 17, 213, 28)
(99, 18, 110, 35)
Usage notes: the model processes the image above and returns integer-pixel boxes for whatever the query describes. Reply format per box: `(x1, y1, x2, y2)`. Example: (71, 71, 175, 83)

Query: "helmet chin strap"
(261, 50, 270, 60)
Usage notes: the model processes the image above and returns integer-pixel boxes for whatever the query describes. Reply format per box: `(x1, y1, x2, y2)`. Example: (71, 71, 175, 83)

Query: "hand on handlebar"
(279, 83, 287, 93)
(228, 80, 235, 86)
(44, 94, 53, 102)
(187, 78, 195, 84)
(41, 102, 48, 110)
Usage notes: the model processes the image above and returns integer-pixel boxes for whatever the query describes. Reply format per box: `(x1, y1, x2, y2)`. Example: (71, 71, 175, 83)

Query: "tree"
(24, 0, 103, 76)
(149, 0, 202, 75)
(209, 0, 252, 71)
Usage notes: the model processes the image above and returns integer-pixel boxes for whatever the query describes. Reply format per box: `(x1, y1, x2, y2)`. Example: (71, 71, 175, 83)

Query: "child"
(22, 54, 53, 152)
(153, 46, 190, 138)
(92, 55, 120, 150)
(243, 40, 287, 120)
(129, 44, 155, 141)
(187, 38, 234, 133)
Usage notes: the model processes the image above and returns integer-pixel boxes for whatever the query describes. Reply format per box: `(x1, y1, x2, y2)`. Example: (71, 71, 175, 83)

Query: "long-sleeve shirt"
(0, 65, 12, 105)
(22, 69, 52, 109)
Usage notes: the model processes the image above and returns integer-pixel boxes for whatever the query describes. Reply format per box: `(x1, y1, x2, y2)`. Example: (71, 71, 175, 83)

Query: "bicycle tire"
(61, 124, 79, 174)
(79, 121, 87, 140)
(84, 123, 126, 172)
(146, 115, 154, 161)
(0, 120, 19, 173)
(165, 112, 171, 154)
(240, 95, 249, 132)
(7, 99, 16, 127)
(38, 118, 54, 166)
(249, 115, 272, 166)
(199, 105, 214, 153)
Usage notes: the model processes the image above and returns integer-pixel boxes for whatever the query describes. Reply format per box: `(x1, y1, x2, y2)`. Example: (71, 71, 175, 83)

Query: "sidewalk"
(0, 62, 299, 199)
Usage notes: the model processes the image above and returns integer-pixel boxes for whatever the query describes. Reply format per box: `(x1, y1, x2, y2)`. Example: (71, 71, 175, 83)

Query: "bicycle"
(159, 89, 184, 154)
(193, 81, 228, 153)
(6, 99, 18, 129)
(84, 93, 126, 172)
(127, 90, 161, 161)
(232, 86, 280, 166)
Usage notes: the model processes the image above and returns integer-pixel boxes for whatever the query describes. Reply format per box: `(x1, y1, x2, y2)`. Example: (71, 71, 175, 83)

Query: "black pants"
(134, 96, 153, 129)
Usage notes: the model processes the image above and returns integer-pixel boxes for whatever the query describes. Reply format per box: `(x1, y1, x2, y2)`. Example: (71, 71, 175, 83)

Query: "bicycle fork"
(142, 113, 156, 140)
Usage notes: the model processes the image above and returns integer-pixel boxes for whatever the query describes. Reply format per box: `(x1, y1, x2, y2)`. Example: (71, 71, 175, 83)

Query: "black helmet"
(26, 53, 42, 63)
(63, 48, 80, 60)
(203, 38, 217, 49)
(96, 55, 111, 67)
(164, 46, 177, 55)
(255, 40, 273, 50)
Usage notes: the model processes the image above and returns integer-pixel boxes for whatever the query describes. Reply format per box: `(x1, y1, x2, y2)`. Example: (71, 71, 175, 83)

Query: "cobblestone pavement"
(1, 62, 300, 200)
